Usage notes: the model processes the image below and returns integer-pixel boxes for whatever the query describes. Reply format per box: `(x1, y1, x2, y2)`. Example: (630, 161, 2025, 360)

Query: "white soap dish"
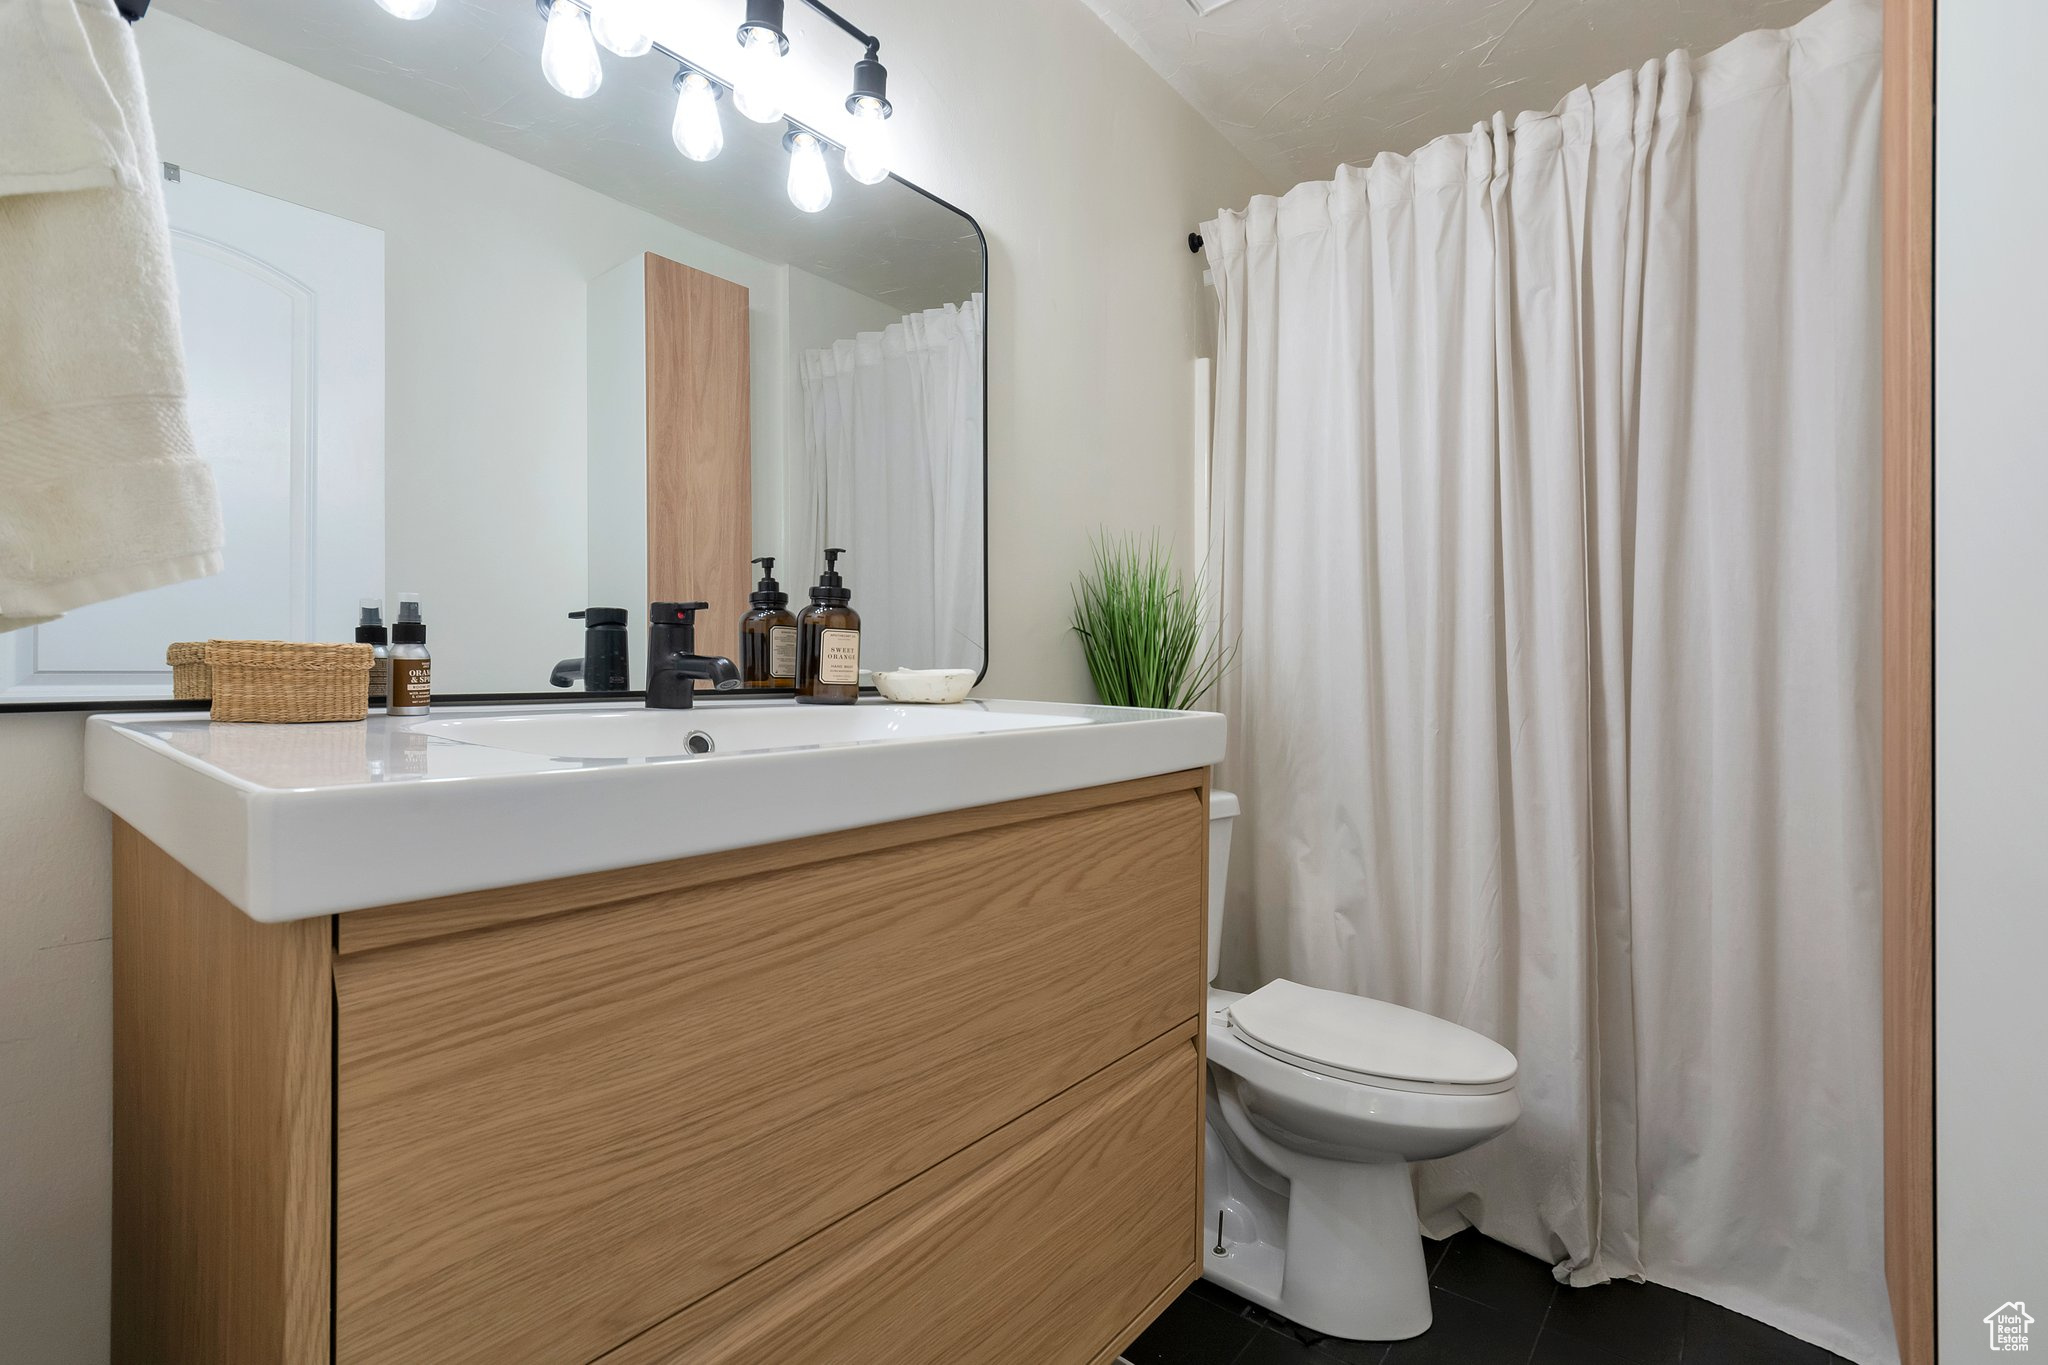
(871, 668, 976, 704)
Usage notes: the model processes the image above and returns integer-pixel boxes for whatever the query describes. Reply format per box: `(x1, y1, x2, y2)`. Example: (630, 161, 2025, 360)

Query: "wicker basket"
(166, 641, 211, 700)
(204, 640, 374, 723)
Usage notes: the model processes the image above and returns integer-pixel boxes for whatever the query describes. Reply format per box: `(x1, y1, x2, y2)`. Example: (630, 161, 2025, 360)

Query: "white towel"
(0, 0, 221, 632)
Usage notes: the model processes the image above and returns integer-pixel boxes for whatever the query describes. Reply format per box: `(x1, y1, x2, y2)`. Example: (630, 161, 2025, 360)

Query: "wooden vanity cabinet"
(113, 770, 1209, 1365)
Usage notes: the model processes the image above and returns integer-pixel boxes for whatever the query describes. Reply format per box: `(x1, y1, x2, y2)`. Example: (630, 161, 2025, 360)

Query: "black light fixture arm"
(794, 0, 881, 58)
(742, 0, 889, 116)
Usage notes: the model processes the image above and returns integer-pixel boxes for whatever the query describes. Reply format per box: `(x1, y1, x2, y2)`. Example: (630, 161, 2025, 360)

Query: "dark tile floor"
(1123, 1230, 1852, 1365)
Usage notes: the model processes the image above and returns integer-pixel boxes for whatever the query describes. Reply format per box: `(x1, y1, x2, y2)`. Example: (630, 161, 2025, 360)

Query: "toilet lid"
(1226, 979, 1517, 1090)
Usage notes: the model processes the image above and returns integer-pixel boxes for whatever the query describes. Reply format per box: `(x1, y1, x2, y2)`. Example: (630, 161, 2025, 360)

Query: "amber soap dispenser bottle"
(795, 547, 860, 704)
(739, 556, 799, 688)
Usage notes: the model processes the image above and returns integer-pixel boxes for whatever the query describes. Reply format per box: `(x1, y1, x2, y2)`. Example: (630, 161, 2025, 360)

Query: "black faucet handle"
(649, 601, 710, 654)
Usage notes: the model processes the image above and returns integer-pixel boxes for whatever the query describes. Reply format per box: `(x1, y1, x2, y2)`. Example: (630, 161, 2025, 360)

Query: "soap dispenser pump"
(739, 557, 799, 688)
(795, 547, 860, 705)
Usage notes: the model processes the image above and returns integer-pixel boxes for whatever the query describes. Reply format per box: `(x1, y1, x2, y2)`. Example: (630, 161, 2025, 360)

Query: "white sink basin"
(85, 698, 1223, 923)
(415, 703, 1085, 760)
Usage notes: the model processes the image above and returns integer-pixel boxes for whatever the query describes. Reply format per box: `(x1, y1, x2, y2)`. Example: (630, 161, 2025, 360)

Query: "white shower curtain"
(794, 295, 985, 673)
(1203, 0, 1890, 1360)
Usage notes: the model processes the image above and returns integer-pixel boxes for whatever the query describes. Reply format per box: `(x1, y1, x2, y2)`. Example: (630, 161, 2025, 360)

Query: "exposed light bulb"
(588, 0, 651, 58)
(375, 0, 436, 17)
(672, 72, 724, 162)
(540, 0, 603, 99)
(786, 131, 832, 213)
(842, 96, 891, 185)
(732, 24, 787, 124)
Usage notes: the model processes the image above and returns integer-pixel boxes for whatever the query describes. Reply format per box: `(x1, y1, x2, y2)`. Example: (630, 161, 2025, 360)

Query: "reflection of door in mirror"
(589, 252, 751, 689)
(1, 171, 384, 702)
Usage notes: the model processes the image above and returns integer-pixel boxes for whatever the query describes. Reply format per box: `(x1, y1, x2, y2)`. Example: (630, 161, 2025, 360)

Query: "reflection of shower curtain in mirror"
(793, 295, 984, 674)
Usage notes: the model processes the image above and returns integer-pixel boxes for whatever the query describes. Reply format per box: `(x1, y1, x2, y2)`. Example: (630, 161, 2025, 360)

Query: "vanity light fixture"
(369, 0, 901, 210)
(538, 0, 603, 99)
(784, 128, 833, 213)
(840, 47, 892, 185)
(672, 67, 725, 163)
(587, 0, 651, 59)
(733, 0, 790, 124)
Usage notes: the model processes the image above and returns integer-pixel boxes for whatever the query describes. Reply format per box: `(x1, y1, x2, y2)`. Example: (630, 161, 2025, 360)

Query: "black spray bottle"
(355, 598, 390, 706)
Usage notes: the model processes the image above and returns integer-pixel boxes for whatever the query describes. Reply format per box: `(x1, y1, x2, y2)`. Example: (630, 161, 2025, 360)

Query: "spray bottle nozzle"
(392, 593, 426, 646)
(356, 597, 388, 646)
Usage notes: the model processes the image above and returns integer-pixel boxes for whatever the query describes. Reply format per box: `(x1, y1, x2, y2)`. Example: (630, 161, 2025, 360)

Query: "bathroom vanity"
(89, 700, 1221, 1365)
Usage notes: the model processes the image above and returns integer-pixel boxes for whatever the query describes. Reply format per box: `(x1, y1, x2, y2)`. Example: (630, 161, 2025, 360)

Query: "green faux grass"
(1070, 531, 1237, 711)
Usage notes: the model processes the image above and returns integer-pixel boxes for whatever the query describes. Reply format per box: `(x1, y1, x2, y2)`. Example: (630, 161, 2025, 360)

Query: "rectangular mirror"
(1, 0, 985, 707)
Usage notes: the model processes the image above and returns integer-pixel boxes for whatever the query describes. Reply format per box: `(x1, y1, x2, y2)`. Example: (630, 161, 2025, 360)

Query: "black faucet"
(551, 607, 632, 692)
(646, 601, 742, 708)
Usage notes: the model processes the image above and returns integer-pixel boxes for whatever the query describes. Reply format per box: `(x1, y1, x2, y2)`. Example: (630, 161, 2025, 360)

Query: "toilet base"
(1203, 1118, 1433, 1341)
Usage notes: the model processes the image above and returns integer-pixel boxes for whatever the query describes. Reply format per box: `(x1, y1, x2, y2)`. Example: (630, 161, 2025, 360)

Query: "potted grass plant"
(1070, 531, 1238, 709)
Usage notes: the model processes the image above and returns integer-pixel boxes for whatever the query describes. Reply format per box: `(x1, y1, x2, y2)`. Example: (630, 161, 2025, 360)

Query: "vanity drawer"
(331, 785, 1204, 1365)
(598, 1033, 1201, 1365)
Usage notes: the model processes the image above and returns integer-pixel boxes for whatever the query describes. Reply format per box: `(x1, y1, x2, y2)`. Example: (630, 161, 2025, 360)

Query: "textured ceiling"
(1077, 0, 1830, 186)
(156, 0, 982, 312)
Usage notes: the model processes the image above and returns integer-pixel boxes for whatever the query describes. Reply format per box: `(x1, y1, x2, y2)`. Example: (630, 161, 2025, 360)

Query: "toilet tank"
(1207, 790, 1238, 983)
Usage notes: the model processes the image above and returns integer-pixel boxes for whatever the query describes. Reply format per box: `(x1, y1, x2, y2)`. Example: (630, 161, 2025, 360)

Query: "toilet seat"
(1225, 979, 1517, 1096)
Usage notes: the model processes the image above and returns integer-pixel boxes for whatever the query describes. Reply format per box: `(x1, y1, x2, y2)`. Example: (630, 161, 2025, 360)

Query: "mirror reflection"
(2, 0, 985, 704)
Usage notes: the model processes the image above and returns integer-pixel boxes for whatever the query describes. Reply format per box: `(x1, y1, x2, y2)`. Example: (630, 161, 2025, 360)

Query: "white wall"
(585, 257, 653, 626)
(138, 13, 794, 695)
(1934, 2, 2048, 1356)
(0, 713, 110, 1365)
(0, 4, 1269, 1359)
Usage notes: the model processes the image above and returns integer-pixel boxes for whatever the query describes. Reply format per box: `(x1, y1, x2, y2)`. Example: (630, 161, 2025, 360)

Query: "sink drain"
(684, 731, 714, 755)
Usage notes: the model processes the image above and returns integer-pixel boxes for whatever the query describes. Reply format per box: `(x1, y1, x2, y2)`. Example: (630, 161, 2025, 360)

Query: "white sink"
(415, 703, 1085, 760)
(85, 698, 1223, 923)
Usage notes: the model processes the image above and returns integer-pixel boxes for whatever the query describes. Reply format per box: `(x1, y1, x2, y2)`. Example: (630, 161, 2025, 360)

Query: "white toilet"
(1202, 792, 1521, 1341)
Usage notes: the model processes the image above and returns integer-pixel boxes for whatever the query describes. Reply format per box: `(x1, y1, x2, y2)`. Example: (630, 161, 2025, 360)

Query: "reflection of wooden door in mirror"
(644, 253, 751, 682)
